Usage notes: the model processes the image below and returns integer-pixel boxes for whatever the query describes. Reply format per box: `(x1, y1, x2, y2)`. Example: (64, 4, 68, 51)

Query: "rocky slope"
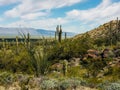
(74, 19, 120, 39)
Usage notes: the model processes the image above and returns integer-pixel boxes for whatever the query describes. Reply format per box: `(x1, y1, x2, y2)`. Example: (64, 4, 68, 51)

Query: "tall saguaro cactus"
(65, 32, 67, 40)
(55, 25, 62, 42)
(16, 36, 19, 54)
(27, 33, 30, 49)
(2, 38, 5, 49)
(109, 21, 112, 47)
(59, 25, 62, 42)
(104, 21, 113, 47)
(55, 32, 57, 40)
(116, 17, 120, 41)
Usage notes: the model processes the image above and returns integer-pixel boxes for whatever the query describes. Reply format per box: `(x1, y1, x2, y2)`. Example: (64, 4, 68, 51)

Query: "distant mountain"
(0, 27, 76, 38)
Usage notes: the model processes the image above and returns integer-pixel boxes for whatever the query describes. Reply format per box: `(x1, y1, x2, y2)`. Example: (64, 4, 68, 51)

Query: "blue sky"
(0, 0, 120, 33)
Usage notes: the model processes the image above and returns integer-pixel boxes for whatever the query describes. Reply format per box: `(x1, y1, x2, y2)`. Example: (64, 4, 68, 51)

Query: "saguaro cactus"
(27, 33, 30, 49)
(63, 60, 68, 76)
(56, 25, 62, 42)
(59, 25, 62, 42)
(65, 32, 67, 40)
(55, 32, 57, 40)
(2, 38, 5, 48)
(109, 21, 112, 47)
(16, 36, 19, 54)
(104, 21, 113, 46)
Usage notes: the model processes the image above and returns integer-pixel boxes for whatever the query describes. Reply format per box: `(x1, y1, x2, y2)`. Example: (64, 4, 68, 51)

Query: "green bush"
(0, 72, 14, 85)
(98, 82, 120, 90)
(41, 78, 58, 90)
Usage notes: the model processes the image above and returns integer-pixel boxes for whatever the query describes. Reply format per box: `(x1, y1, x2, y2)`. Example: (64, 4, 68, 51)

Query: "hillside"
(74, 19, 120, 39)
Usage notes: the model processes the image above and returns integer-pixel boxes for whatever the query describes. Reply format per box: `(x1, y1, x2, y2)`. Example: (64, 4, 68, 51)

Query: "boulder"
(101, 48, 114, 58)
(50, 63, 63, 72)
(69, 58, 80, 67)
(84, 49, 100, 59)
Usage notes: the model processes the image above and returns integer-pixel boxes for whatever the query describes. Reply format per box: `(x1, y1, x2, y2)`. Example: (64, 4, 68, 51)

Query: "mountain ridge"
(0, 27, 76, 38)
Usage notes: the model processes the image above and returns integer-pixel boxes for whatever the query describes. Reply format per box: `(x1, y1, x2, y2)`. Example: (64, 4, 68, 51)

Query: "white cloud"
(20, 12, 48, 20)
(0, 0, 20, 6)
(2, 0, 120, 33)
(66, 0, 120, 24)
(0, 18, 3, 21)
(65, 0, 120, 32)
(4, 0, 83, 20)
(3, 17, 69, 31)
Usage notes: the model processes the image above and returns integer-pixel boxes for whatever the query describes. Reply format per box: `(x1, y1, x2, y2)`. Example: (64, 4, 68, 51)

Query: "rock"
(103, 67, 109, 73)
(69, 58, 80, 67)
(85, 49, 100, 59)
(101, 48, 114, 58)
(28, 77, 41, 89)
(114, 49, 120, 57)
(0, 86, 5, 90)
(97, 73, 104, 78)
(6, 82, 21, 90)
(50, 63, 63, 71)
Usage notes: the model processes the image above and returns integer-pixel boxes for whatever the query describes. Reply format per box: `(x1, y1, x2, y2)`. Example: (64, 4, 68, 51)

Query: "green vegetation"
(0, 20, 120, 89)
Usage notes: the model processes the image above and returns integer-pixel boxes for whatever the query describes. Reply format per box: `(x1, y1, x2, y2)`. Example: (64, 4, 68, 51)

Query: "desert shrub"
(48, 33, 94, 61)
(41, 78, 58, 90)
(0, 72, 14, 85)
(59, 78, 82, 90)
(98, 82, 120, 90)
(59, 79, 71, 90)
(81, 58, 107, 77)
(67, 66, 81, 77)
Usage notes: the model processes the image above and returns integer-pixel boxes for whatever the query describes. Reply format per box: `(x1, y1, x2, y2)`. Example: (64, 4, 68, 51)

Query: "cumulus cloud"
(4, 17, 69, 31)
(0, 0, 20, 6)
(64, 0, 120, 32)
(2, 0, 120, 33)
(4, 0, 83, 20)
(66, 0, 120, 24)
